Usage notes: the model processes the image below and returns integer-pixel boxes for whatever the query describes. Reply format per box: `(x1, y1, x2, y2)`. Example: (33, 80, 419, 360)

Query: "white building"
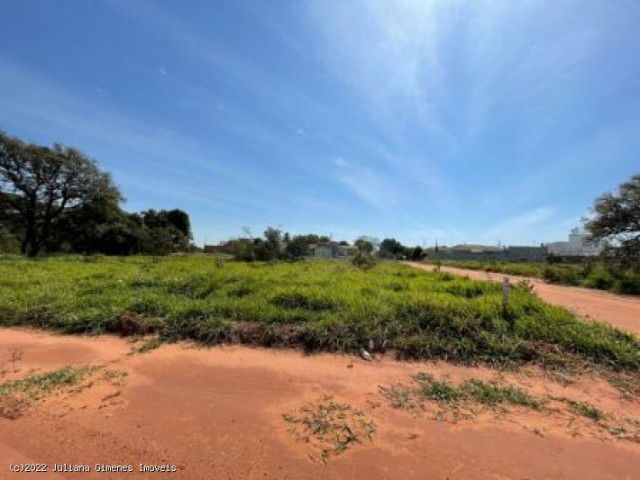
(310, 244, 334, 259)
(547, 233, 602, 257)
(309, 243, 357, 259)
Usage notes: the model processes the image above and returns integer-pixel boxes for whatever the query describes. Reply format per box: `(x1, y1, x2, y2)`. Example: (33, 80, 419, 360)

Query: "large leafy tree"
(379, 238, 406, 258)
(584, 173, 640, 268)
(141, 209, 193, 253)
(0, 132, 122, 256)
(284, 235, 310, 259)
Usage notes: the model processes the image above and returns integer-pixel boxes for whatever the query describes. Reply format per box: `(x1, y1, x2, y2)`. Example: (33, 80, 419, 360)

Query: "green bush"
(583, 267, 615, 290)
(352, 252, 376, 270)
(612, 277, 640, 295)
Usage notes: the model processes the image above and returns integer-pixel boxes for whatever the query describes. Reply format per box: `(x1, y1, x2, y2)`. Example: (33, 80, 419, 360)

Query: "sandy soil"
(0, 328, 638, 480)
(405, 262, 640, 335)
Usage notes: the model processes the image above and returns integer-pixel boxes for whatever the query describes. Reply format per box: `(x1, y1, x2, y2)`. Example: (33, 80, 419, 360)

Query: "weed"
(283, 396, 376, 463)
(413, 373, 543, 409)
(0, 366, 97, 397)
(0, 365, 97, 419)
(381, 373, 640, 443)
(136, 337, 164, 353)
(563, 399, 605, 421)
(381, 374, 545, 416)
(415, 374, 463, 403)
(607, 373, 640, 399)
(7, 346, 23, 372)
(377, 384, 423, 411)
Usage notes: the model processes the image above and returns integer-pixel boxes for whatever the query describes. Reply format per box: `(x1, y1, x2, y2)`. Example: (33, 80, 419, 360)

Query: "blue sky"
(1, 0, 639, 247)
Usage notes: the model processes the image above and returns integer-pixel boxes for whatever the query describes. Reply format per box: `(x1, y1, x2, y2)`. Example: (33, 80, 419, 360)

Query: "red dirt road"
(1, 328, 639, 480)
(406, 262, 640, 335)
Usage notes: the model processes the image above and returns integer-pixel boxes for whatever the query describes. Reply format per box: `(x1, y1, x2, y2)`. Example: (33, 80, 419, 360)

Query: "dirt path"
(0, 328, 638, 479)
(405, 262, 640, 335)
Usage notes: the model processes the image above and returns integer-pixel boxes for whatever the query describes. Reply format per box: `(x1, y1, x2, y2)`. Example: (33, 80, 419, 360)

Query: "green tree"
(584, 174, 640, 269)
(410, 246, 424, 261)
(48, 179, 125, 254)
(0, 132, 122, 256)
(285, 235, 309, 259)
(140, 209, 193, 253)
(229, 238, 256, 261)
(261, 227, 283, 261)
(355, 238, 374, 254)
(145, 226, 174, 258)
(379, 238, 405, 258)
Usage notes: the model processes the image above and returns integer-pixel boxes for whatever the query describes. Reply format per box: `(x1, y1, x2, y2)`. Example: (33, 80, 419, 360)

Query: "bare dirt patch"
(0, 327, 638, 479)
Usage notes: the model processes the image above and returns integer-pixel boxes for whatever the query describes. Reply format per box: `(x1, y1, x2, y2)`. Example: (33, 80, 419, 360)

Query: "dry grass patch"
(0, 365, 97, 419)
(0, 365, 128, 419)
(380, 372, 640, 443)
(283, 396, 376, 463)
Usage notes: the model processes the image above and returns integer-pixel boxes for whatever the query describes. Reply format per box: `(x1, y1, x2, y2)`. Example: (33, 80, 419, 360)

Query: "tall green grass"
(427, 260, 640, 294)
(0, 256, 637, 371)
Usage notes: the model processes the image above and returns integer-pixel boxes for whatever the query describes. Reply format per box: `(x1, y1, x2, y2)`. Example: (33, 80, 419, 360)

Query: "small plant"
(0, 366, 97, 397)
(382, 374, 640, 443)
(381, 373, 544, 413)
(378, 384, 423, 411)
(283, 396, 376, 463)
(415, 374, 463, 403)
(136, 337, 164, 353)
(515, 279, 535, 294)
(413, 374, 543, 409)
(8, 346, 24, 372)
(561, 399, 605, 421)
(0, 365, 98, 419)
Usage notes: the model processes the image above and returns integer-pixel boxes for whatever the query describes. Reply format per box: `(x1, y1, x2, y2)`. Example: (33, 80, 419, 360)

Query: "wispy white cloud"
(3, 0, 635, 246)
(481, 207, 557, 244)
(306, 0, 447, 138)
(103, 0, 465, 217)
(466, 0, 603, 147)
(0, 56, 333, 216)
(333, 160, 399, 210)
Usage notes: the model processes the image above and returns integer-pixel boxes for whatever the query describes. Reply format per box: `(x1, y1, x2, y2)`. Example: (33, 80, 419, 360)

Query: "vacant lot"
(424, 259, 640, 294)
(408, 262, 640, 335)
(0, 256, 638, 373)
(1, 257, 639, 478)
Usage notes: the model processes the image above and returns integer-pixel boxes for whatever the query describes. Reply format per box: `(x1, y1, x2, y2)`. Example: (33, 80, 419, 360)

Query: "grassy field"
(425, 260, 640, 294)
(0, 255, 638, 372)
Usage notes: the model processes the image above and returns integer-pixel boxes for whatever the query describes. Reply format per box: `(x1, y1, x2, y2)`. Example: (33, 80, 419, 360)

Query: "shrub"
(583, 267, 616, 290)
(352, 252, 376, 270)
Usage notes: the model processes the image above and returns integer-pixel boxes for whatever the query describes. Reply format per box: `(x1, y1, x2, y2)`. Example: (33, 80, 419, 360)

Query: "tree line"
(220, 227, 426, 262)
(0, 132, 193, 256)
(2, 131, 636, 273)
